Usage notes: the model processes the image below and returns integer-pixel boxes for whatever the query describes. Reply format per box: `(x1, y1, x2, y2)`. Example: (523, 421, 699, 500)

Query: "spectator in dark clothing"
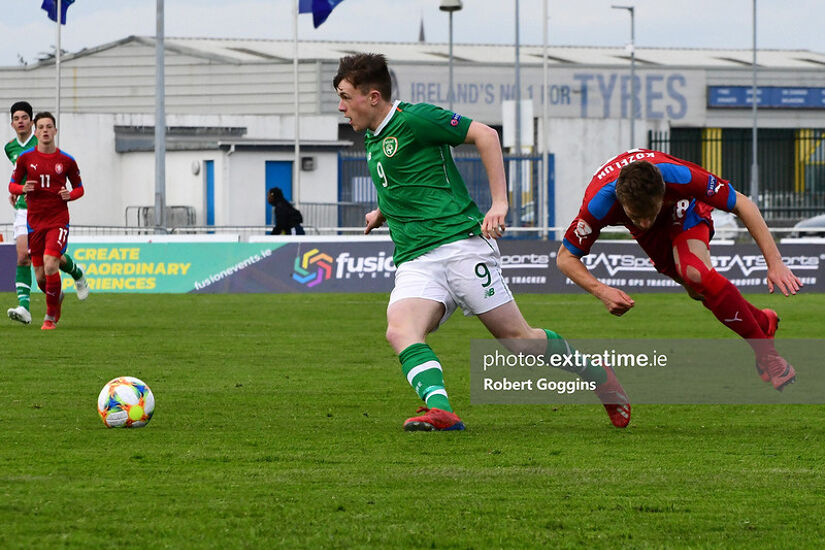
(268, 187, 305, 235)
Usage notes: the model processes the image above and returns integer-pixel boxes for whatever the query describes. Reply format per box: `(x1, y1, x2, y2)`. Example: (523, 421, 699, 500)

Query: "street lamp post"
(512, 0, 523, 227)
(542, 0, 549, 238)
(612, 5, 635, 149)
(154, 0, 166, 231)
(750, 0, 759, 206)
(439, 0, 463, 111)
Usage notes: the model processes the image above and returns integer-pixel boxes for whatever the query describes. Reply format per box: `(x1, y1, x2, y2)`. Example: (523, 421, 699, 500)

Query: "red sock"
(45, 273, 61, 320)
(673, 229, 767, 340)
(701, 272, 766, 339)
(745, 301, 769, 334)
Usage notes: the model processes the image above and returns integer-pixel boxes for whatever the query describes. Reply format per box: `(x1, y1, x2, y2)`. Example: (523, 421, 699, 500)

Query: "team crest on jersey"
(382, 137, 399, 157)
(450, 113, 462, 127)
(574, 219, 592, 244)
(55, 163, 64, 175)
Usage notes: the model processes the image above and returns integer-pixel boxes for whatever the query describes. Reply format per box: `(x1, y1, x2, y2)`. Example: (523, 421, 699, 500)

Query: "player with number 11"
(8, 112, 85, 330)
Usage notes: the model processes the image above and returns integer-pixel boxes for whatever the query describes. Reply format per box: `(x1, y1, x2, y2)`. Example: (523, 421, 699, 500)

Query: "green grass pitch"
(1, 291, 823, 549)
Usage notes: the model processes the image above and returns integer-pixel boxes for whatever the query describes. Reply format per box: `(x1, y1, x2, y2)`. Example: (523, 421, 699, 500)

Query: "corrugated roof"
(156, 37, 825, 69)
(16, 35, 825, 70)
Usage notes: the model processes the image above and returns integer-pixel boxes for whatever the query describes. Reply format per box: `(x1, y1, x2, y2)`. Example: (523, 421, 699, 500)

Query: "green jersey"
(365, 101, 484, 266)
(5, 133, 36, 210)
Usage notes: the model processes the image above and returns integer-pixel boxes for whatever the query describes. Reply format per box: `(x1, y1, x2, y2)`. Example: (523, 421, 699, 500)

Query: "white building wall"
(547, 117, 667, 234)
(1, 112, 342, 228)
(224, 150, 338, 226)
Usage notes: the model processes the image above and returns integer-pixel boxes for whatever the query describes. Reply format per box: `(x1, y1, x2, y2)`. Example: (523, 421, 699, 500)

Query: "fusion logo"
(335, 251, 395, 279)
(293, 248, 333, 287)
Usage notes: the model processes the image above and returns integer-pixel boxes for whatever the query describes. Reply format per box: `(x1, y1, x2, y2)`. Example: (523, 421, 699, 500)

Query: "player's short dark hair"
(615, 161, 665, 212)
(10, 101, 32, 119)
(34, 111, 56, 127)
(333, 53, 392, 101)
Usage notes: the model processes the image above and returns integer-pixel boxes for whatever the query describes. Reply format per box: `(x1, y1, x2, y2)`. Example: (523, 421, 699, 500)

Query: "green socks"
(15, 265, 31, 310)
(60, 253, 83, 281)
(399, 343, 453, 412)
(544, 329, 608, 385)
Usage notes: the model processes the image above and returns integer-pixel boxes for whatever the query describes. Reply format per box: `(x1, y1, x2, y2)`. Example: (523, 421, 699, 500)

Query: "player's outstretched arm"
(465, 121, 508, 239)
(732, 191, 802, 296)
(364, 207, 385, 235)
(557, 245, 635, 316)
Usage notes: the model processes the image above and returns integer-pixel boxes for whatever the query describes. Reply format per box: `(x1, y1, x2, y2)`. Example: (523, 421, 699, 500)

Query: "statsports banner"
(0, 237, 822, 294)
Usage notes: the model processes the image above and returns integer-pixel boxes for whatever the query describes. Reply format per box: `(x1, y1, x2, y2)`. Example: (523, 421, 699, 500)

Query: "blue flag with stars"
(299, 0, 346, 28)
(41, 0, 76, 25)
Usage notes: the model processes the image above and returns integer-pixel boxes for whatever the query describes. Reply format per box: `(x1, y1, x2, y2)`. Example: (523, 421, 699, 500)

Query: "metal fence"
(338, 150, 551, 231)
(124, 205, 197, 227)
(300, 201, 374, 231)
(649, 128, 825, 223)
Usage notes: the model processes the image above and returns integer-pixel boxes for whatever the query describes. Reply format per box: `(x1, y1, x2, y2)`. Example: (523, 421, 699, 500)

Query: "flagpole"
(56, 0, 62, 143)
(292, 0, 301, 208)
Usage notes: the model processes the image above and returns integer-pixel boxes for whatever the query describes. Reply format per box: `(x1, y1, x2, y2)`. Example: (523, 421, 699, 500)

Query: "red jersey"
(563, 149, 737, 257)
(9, 148, 83, 230)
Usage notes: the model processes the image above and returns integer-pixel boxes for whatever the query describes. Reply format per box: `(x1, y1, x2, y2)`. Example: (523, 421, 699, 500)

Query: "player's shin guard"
(544, 330, 608, 385)
(44, 273, 62, 321)
(399, 343, 453, 412)
(15, 265, 32, 310)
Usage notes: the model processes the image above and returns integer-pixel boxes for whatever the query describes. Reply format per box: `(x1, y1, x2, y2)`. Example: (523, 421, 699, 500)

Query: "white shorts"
(388, 235, 514, 325)
(13, 209, 27, 239)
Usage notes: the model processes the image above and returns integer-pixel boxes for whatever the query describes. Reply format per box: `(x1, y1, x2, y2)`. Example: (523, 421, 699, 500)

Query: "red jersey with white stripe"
(562, 149, 737, 257)
(9, 148, 82, 230)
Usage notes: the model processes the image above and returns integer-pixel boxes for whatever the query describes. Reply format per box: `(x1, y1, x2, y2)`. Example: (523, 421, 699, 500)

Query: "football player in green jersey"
(5, 101, 89, 325)
(334, 54, 631, 430)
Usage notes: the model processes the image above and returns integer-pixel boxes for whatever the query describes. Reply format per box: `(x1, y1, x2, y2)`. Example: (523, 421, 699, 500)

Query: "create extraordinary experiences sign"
(0, 238, 822, 294)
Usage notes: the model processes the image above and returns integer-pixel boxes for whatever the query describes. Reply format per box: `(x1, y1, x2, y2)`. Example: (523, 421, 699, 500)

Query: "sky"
(1, 0, 823, 67)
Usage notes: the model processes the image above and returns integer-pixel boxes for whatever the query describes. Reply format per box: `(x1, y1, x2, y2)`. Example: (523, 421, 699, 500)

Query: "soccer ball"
(97, 377, 155, 428)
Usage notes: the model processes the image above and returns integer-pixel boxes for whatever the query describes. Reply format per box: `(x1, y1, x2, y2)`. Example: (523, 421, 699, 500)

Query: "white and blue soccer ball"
(97, 376, 155, 428)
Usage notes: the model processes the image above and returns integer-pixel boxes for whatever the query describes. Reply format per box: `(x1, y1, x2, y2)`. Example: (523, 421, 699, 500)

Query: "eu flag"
(299, 0, 346, 28)
(41, 0, 75, 25)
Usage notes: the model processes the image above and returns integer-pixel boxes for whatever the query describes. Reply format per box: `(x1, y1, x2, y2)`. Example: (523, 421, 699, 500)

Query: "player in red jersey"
(557, 149, 802, 391)
(8, 112, 85, 330)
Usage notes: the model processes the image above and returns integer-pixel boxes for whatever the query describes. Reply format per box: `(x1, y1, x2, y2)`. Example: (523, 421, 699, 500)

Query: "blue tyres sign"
(708, 86, 825, 108)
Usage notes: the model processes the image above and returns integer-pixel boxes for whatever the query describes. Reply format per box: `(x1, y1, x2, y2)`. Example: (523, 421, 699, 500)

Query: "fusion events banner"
(0, 239, 821, 294)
